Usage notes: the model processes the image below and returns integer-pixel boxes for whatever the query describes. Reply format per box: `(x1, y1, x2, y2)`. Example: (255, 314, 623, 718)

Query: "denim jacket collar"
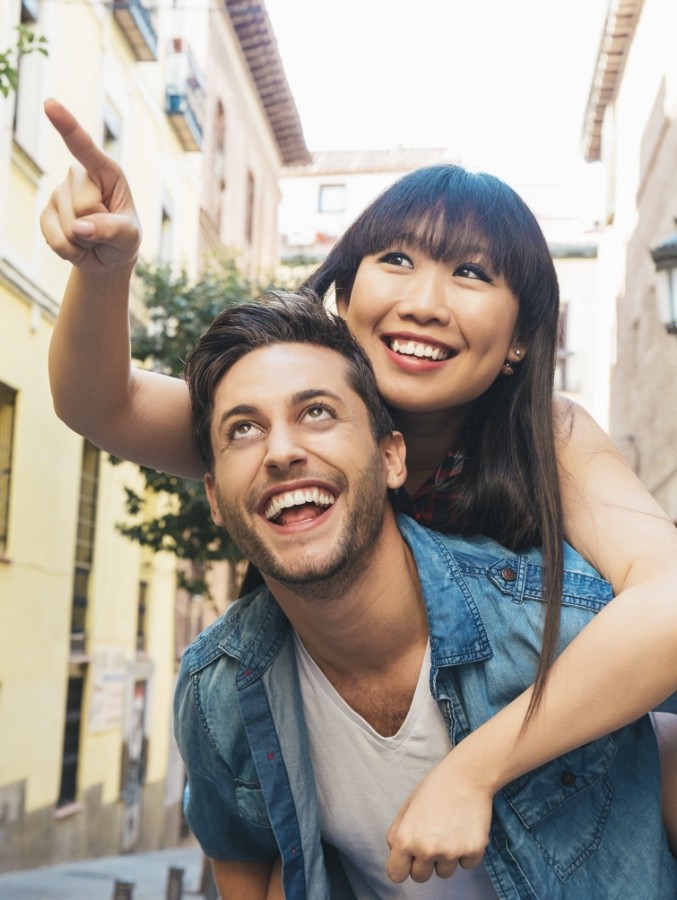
(213, 514, 496, 687)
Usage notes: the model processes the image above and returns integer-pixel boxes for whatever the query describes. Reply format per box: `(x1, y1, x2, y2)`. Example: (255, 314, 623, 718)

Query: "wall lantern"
(651, 222, 677, 334)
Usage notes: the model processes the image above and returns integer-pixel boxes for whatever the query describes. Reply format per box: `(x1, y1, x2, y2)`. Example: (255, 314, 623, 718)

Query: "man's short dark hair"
(184, 290, 394, 471)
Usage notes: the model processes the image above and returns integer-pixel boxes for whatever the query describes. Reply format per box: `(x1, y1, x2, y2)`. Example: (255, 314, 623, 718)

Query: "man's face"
(204, 343, 406, 593)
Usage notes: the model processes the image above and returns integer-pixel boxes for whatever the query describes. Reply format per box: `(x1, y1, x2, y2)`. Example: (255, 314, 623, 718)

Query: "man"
(174, 293, 676, 899)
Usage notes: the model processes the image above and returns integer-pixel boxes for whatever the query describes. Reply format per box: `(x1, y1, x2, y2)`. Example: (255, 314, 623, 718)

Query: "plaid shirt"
(397, 447, 466, 533)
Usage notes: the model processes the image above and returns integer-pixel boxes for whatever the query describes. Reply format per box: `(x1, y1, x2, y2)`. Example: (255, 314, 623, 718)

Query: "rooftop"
(225, 0, 311, 166)
(281, 147, 456, 177)
(581, 0, 644, 162)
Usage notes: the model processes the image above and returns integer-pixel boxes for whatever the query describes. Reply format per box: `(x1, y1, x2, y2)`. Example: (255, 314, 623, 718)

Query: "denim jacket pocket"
(502, 735, 616, 881)
(235, 779, 274, 830)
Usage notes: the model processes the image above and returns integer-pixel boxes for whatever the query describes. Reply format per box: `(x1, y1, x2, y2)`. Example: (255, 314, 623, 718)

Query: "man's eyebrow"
(292, 388, 345, 406)
(215, 404, 259, 434)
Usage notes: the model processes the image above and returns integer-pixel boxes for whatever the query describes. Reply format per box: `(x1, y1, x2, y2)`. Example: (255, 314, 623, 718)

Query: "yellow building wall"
(0, 288, 76, 809)
(0, 0, 201, 872)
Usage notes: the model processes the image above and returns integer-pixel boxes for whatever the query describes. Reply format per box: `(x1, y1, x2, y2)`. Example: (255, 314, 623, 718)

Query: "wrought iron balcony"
(165, 39, 205, 152)
(112, 0, 158, 62)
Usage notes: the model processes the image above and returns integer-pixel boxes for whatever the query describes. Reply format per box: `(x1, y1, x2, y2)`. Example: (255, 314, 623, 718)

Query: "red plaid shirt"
(397, 448, 466, 533)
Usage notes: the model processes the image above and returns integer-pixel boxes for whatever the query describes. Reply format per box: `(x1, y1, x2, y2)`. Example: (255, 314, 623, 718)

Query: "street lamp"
(651, 222, 677, 335)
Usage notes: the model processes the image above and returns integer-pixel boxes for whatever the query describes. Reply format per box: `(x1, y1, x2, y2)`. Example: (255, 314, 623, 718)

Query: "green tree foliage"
(0, 25, 47, 97)
(115, 258, 265, 595)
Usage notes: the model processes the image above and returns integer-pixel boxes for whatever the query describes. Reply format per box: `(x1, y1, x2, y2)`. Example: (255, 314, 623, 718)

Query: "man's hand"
(40, 98, 141, 273)
(385, 750, 493, 884)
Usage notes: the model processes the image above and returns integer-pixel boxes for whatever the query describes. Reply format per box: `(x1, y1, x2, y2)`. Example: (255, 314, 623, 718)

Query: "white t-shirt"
(294, 636, 499, 899)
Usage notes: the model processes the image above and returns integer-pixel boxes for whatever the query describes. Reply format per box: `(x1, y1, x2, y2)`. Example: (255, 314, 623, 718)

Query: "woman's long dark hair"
(304, 165, 563, 722)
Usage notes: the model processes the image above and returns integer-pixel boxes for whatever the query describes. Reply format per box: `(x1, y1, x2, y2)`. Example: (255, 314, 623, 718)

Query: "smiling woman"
(305, 163, 556, 559)
(338, 247, 522, 428)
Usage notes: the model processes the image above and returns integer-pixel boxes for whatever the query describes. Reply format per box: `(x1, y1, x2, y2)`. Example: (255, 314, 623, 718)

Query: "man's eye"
(303, 404, 334, 423)
(228, 421, 261, 441)
(378, 251, 414, 269)
(454, 263, 492, 283)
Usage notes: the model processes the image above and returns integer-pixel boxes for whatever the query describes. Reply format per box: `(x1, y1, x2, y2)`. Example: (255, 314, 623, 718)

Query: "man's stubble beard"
(214, 450, 390, 600)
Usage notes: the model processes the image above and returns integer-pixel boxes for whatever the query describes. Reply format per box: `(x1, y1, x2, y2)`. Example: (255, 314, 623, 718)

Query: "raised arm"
(386, 398, 677, 883)
(41, 100, 203, 478)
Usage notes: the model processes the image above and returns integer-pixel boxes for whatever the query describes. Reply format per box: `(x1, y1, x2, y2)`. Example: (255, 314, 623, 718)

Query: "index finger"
(44, 98, 113, 178)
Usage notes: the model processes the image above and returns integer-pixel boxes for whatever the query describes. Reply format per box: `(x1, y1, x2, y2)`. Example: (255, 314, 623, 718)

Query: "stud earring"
(502, 361, 514, 376)
(514, 348, 522, 359)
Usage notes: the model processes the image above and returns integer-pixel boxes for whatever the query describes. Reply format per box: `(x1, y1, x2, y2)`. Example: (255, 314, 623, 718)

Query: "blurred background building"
(581, 0, 677, 521)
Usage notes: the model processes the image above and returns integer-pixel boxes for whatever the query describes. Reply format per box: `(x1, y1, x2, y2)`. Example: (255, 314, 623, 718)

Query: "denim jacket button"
(560, 770, 576, 788)
(501, 567, 517, 582)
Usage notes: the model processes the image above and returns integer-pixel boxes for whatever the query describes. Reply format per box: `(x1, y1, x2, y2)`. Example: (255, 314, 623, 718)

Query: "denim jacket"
(174, 515, 677, 899)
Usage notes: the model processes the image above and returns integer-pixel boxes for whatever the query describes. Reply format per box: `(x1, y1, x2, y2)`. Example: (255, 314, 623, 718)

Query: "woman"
(41, 99, 677, 877)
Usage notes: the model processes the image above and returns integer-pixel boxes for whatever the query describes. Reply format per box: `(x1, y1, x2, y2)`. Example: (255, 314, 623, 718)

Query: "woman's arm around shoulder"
(385, 397, 677, 883)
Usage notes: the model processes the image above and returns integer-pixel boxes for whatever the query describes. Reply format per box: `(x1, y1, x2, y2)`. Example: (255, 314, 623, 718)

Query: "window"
(318, 184, 346, 214)
(103, 106, 122, 163)
(214, 100, 226, 182)
(245, 171, 255, 244)
(211, 101, 227, 229)
(21, 0, 39, 23)
(555, 304, 570, 392)
(136, 581, 148, 652)
(159, 200, 174, 263)
(58, 668, 85, 807)
(0, 384, 17, 557)
(71, 441, 100, 648)
(12, 2, 46, 157)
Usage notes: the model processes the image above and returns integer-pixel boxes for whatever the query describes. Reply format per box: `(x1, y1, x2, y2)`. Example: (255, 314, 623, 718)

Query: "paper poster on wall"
(88, 662, 126, 732)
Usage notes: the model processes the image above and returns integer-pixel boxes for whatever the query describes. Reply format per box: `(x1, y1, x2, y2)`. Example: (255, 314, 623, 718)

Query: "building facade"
(0, 0, 306, 872)
(199, 1, 309, 277)
(582, 0, 677, 519)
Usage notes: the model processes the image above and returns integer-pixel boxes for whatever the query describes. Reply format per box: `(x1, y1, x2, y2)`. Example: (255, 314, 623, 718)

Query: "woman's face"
(338, 246, 523, 416)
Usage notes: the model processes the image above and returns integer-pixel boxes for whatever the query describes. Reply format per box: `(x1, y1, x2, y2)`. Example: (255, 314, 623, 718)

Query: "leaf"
(0, 27, 48, 96)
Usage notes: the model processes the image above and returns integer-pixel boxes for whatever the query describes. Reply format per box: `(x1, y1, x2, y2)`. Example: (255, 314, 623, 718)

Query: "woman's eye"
(303, 404, 334, 423)
(454, 263, 492, 283)
(378, 251, 414, 269)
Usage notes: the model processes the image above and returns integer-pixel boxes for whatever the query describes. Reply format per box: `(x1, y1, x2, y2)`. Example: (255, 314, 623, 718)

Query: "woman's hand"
(386, 748, 493, 884)
(40, 98, 141, 273)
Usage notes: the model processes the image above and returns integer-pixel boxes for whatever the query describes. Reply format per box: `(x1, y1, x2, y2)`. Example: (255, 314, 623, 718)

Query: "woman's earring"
(502, 361, 514, 376)
(514, 348, 522, 359)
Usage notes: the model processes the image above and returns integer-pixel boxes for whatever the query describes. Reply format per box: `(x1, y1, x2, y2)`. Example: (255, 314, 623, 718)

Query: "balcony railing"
(165, 39, 205, 151)
(112, 0, 158, 62)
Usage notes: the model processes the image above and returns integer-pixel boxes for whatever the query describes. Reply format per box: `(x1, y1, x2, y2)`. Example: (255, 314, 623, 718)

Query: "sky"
(264, 0, 609, 216)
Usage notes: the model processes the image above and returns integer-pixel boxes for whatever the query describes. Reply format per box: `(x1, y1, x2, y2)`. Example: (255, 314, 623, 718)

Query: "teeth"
(264, 489, 335, 521)
(390, 339, 450, 361)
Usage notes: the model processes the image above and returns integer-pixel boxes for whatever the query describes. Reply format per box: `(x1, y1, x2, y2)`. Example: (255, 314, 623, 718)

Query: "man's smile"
(261, 483, 337, 524)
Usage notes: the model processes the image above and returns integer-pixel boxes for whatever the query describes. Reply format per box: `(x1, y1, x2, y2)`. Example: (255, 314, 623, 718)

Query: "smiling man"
(203, 340, 396, 596)
(174, 293, 676, 900)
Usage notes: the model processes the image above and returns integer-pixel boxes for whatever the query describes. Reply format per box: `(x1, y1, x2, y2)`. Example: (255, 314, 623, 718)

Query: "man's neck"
(265, 514, 428, 681)
(391, 405, 470, 494)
